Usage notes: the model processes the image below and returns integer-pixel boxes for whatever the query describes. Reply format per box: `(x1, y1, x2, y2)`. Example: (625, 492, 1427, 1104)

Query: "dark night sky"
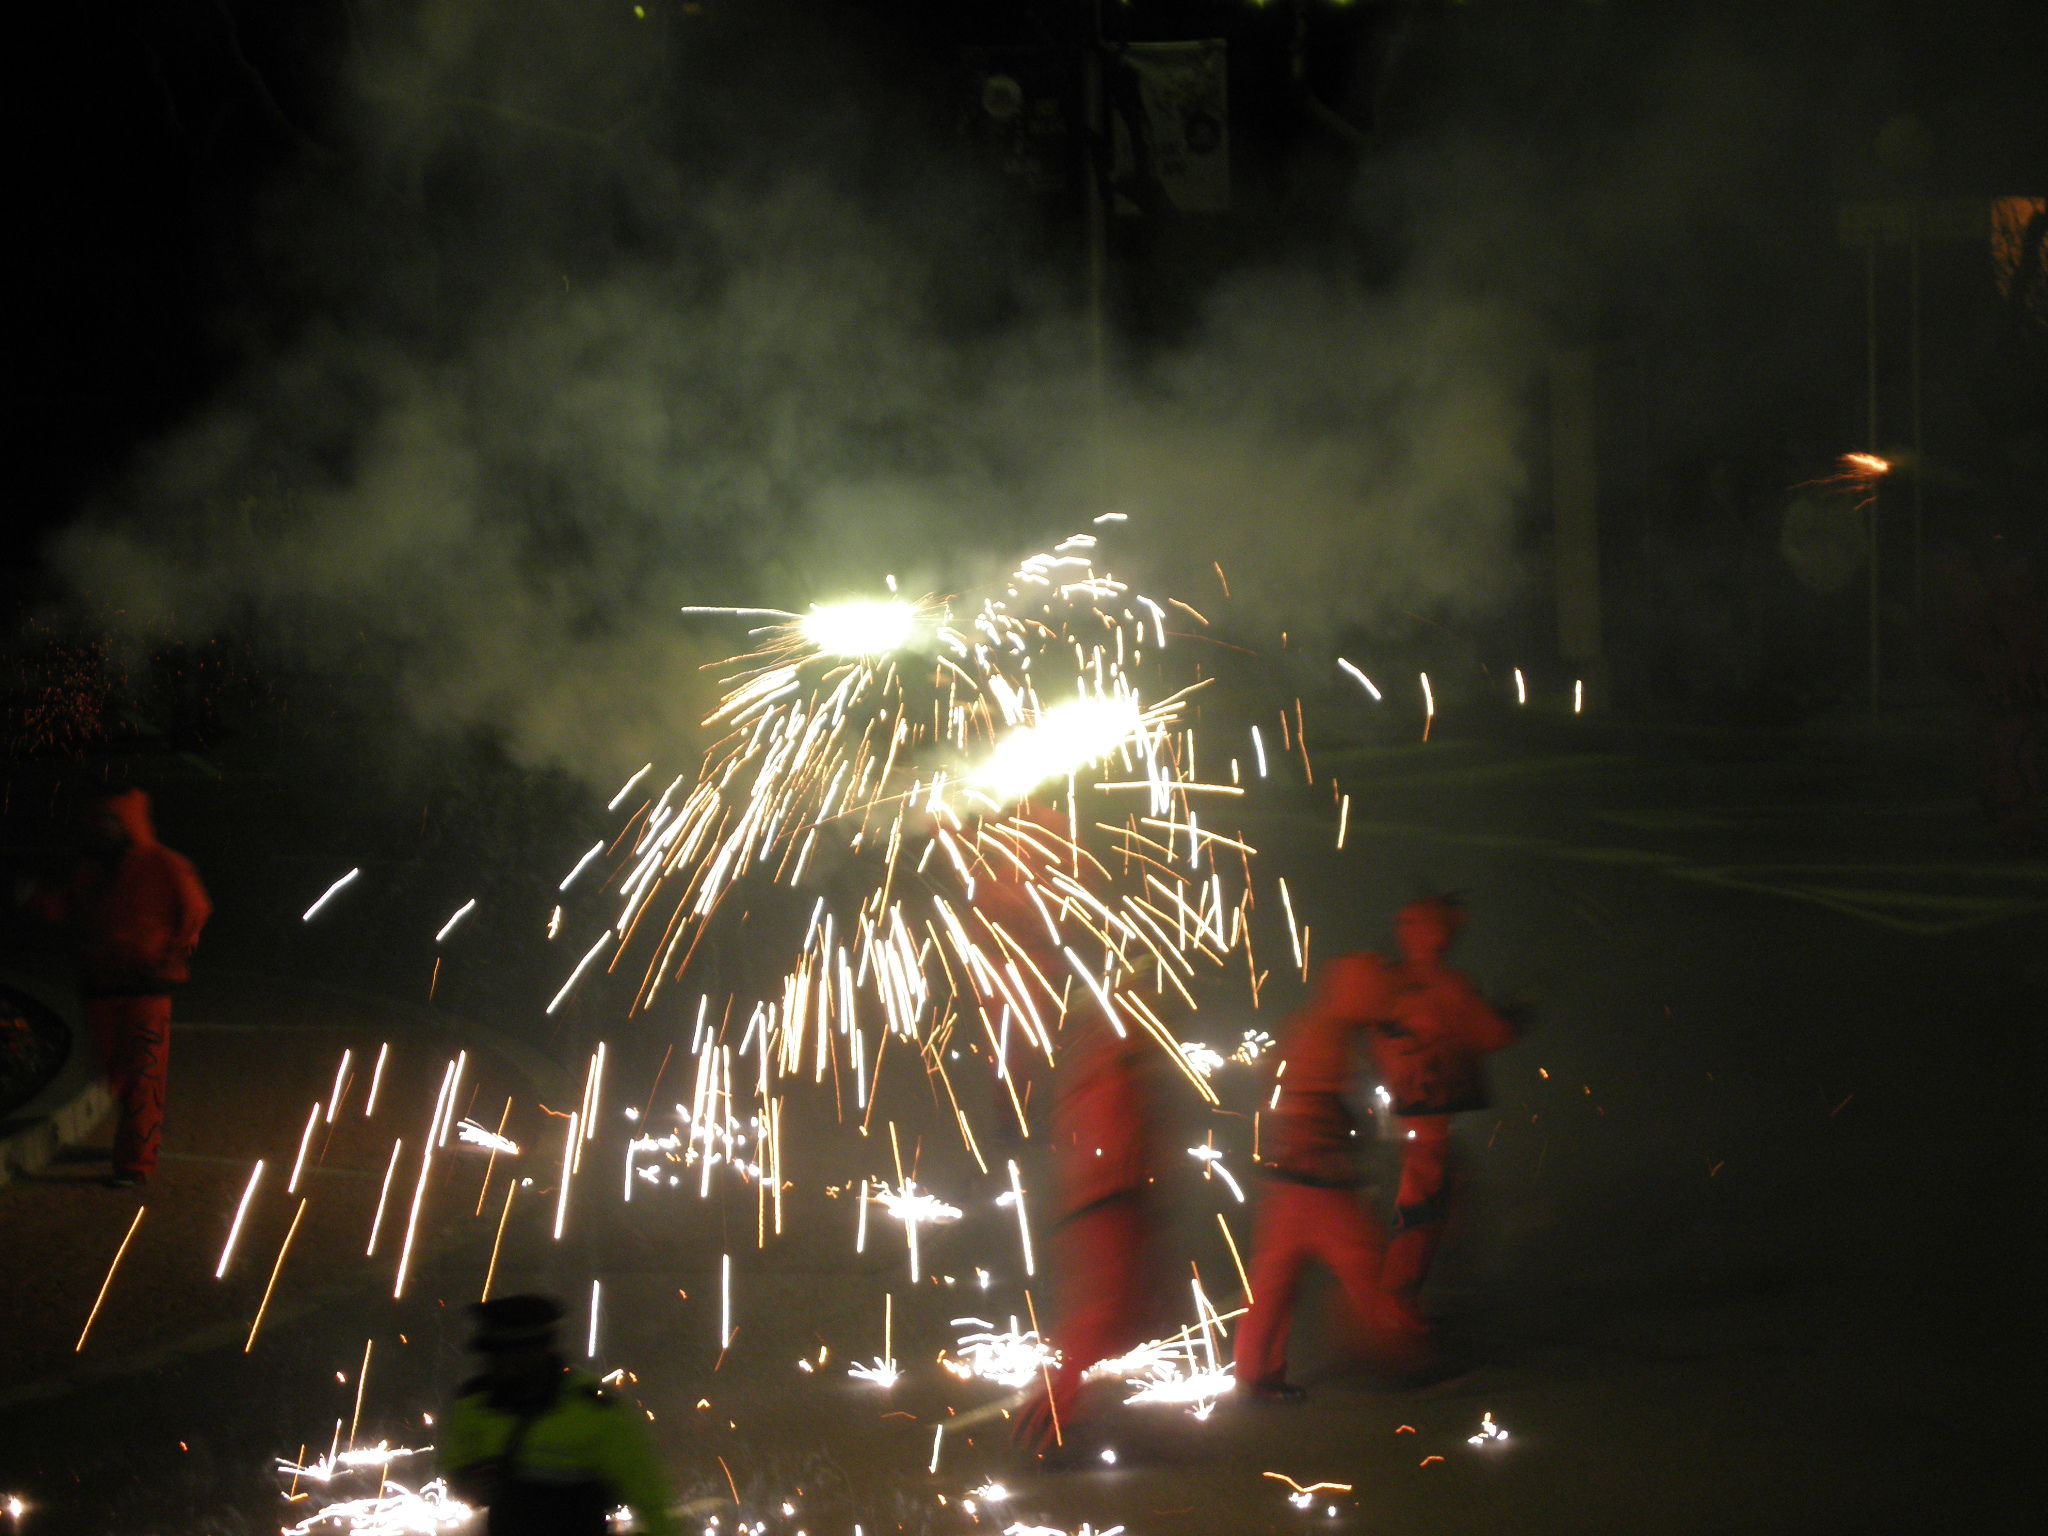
(8, 1, 2044, 755)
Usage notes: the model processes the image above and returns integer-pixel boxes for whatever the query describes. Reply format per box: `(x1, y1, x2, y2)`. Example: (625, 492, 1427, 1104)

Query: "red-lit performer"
(981, 804, 1165, 1455)
(1233, 953, 1426, 1399)
(1012, 1009, 1163, 1452)
(1374, 896, 1518, 1307)
(32, 785, 211, 1189)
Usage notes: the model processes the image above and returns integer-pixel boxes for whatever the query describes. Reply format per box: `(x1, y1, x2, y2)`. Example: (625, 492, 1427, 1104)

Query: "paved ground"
(0, 707, 2038, 1534)
(0, 971, 549, 1418)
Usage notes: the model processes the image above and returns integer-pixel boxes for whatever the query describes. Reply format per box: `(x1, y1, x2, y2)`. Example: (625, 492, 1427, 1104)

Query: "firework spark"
(301, 868, 360, 922)
(456, 1120, 520, 1156)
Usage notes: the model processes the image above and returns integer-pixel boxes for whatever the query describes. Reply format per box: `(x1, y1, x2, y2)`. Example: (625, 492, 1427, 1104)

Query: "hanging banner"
(1106, 40, 1229, 215)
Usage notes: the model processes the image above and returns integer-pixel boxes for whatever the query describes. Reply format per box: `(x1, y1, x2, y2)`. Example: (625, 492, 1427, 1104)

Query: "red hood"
(1396, 898, 1463, 965)
(104, 788, 159, 846)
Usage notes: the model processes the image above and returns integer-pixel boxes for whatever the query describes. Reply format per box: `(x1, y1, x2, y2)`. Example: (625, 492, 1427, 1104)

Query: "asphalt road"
(1, 711, 2040, 1535)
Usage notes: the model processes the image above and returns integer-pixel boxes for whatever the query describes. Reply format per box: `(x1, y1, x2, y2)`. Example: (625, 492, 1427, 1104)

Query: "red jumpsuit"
(35, 789, 211, 1180)
(1373, 901, 1515, 1303)
(1233, 954, 1425, 1393)
(1014, 1015, 1161, 1451)
(966, 806, 1071, 1119)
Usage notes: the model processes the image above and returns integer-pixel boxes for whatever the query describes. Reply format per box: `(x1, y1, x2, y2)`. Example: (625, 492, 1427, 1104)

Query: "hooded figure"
(1232, 953, 1430, 1399)
(1373, 897, 1517, 1304)
(32, 786, 210, 1186)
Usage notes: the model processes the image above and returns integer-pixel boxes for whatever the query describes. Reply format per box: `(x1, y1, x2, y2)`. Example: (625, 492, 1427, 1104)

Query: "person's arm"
(594, 1397, 675, 1536)
(170, 854, 211, 954)
(1448, 977, 1518, 1055)
(437, 1394, 498, 1505)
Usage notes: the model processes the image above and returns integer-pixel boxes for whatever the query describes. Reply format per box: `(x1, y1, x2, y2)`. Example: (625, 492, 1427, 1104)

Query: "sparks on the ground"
(275, 1445, 472, 1536)
(846, 1356, 901, 1388)
(1468, 1410, 1510, 1444)
(942, 1318, 1056, 1388)
(1263, 1472, 1354, 1506)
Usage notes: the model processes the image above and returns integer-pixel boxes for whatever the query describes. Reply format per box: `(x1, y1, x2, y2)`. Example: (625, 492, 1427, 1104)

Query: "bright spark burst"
(455, 1120, 520, 1155)
(277, 1446, 471, 1536)
(280, 1481, 471, 1535)
(1091, 1326, 1235, 1417)
(1468, 1410, 1510, 1445)
(846, 1356, 901, 1389)
(537, 528, 1260, 1157)
(267, 529, 1295, 1513)
(249, 518, 1420, 1536)
(277, 1444, 428, 1485)
(968, 694, 1148, 807)
(1231, 1029, 1274, 1065)
(870, 1181, 964, 1226)
(798, 598, 926, 658)
(941, 1318, 1057, 1388)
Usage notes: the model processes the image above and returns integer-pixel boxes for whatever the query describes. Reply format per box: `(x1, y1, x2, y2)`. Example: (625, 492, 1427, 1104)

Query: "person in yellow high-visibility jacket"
(440, 1295, 674, 1536)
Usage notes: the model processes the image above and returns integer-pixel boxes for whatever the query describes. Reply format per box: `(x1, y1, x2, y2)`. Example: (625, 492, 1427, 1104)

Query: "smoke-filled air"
(51, 2, 1534, 784)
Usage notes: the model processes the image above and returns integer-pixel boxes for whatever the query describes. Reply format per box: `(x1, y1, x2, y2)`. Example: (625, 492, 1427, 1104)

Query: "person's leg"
(1306, 1185, 1430, 1369)
(1232, 1182, 1315, 1391)
(108, 996, 173, 1179)
(1381, 1115, 1455, 1301)
(87, 999, 121, 1075)
(1018, 1198, 1151, 1451)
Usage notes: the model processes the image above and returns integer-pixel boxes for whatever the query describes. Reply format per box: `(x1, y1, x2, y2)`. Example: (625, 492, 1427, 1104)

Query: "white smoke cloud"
(53, 2, 1537, 781)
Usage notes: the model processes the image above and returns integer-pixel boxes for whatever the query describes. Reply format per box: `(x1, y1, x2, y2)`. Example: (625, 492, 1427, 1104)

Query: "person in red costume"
(1373, 896, 1518, 1307)
(1232, 952, 1428, 1400)
(33, 785, 211, 1188)
(1012, 1008, 1164, 1454)
(966, 801, 1074, 1124)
